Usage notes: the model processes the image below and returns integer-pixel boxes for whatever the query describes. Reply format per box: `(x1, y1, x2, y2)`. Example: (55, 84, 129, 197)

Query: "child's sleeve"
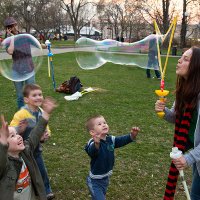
(10, 112, 22, 127)
(10, 109, 34, 132)
(26, 116, 48, 151)
(84, 139, 99, 158)
(0, 143, 9, 178)
(114, 134, 134, 148)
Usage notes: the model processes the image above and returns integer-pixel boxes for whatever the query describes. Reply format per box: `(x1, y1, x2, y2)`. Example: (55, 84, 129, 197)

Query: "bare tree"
(97, 0, 147, 41)
(137, 0, 177, 34)
(96, 0, 108, 39)
(31, 0, 64, 41)
(61, 0, 96, 41)
(162, 0, 170, 33)
(180, 0, 199, 47)
(0, 0, 17, 30)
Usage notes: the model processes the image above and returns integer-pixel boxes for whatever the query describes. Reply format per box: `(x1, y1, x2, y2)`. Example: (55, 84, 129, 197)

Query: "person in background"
(4, 17, 36, 109)
(146, 31, 161, 79)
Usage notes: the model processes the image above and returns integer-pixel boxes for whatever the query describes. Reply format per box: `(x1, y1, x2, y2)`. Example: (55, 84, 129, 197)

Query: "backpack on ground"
(56, 76, 83, 94)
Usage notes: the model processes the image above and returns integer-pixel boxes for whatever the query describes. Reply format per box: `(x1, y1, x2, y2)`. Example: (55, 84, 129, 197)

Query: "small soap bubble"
(0, 34, 43, 81)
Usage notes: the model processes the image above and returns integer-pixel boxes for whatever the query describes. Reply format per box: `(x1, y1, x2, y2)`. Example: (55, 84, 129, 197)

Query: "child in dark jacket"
(0, 97, 57, 200)
(85, 115, 140, 200)
(10, 84, 55, 200)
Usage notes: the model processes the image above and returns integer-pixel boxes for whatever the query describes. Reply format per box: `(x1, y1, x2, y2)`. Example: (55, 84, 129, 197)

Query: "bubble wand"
(170, 147, 191, 200)
(45, 40, 56, 90)
(154, 17, 177, 118)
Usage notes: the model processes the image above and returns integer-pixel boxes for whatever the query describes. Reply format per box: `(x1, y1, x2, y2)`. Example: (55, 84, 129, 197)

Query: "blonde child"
(85, 115, 140, 200)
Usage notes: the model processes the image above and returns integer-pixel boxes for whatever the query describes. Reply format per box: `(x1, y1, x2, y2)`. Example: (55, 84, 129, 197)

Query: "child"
(10, 84, 55, 200)
(0, 97, 57, 200)
(84, 115, 140, 200)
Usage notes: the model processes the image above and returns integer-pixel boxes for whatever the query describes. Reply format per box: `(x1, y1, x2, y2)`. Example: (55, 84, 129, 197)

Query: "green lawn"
(0, 52, 191, 200)
(50, 40, 76, 48)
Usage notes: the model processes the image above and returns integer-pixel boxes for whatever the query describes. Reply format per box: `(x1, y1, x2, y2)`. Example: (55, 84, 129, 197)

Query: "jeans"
(86, 176, 109, 200)
(146, 54, 160, 78)
(190, 164, 200, 200)
(13, 75, 35, 109)
(34, 153, 52, 195)
(146, 69, 161, 78)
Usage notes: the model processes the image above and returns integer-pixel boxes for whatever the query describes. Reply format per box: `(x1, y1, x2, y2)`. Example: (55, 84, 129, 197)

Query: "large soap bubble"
(75, 34, 162, 70)
(0, 34, 43, 81)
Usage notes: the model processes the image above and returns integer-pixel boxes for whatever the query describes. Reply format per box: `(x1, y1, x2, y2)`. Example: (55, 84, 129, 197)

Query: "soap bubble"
(0, 34, 43, 81)
(75, 34, 162, 70)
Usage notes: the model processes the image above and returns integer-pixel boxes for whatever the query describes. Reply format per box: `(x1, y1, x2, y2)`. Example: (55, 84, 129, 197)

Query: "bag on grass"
(56, 76, 83, 94)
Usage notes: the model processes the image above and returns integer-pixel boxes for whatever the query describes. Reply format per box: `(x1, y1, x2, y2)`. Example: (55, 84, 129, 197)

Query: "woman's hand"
(155, 100, 166, 112)
(173, 156, 187, 170)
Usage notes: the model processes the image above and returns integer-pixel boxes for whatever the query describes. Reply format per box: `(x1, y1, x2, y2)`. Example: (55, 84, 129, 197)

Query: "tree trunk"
(162, 0, 170, 33)
(180, 0, 187, 48)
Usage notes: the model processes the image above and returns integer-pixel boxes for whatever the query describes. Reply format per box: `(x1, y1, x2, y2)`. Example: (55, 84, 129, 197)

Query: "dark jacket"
(85, 134, 134, 179)
(0, 117, 48, 200)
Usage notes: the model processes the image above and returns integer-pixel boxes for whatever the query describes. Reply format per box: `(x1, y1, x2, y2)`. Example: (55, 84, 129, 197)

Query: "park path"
(45, 47, 75, 55)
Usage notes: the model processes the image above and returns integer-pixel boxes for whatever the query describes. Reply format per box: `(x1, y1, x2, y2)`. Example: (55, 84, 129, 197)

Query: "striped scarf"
(163, 104, 193, 200)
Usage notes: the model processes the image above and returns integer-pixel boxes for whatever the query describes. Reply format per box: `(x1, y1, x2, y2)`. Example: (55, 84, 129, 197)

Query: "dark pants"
(146, 69, 161, 78)
(146, 53, 160, 78)
(35, 153, 52, 195)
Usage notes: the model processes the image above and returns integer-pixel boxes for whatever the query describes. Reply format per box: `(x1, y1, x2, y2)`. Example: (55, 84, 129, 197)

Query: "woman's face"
(7, 24, 18, 35)
(176, 48, 193, 79)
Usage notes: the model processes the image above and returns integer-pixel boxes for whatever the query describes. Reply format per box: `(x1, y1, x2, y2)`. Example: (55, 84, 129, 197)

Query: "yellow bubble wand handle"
(155, 87, 169, 118)
(154, 17, 177, 118)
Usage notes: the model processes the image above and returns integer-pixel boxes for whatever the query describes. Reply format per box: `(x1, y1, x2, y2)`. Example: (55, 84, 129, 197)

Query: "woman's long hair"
(175, 46, 200, 115)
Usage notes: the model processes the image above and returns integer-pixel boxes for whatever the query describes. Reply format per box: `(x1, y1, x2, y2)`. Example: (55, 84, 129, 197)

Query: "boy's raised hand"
(92, 134, 101, 144)
(0, 115, 9, 145)
(42, 97, 57, 119)
(91, 133, 101, 149)
(130, 126, 140, 140)
(40, 130, 50, 142)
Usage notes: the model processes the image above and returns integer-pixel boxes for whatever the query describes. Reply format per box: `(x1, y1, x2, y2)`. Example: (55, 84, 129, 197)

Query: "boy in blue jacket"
(85, 115, 140, 200)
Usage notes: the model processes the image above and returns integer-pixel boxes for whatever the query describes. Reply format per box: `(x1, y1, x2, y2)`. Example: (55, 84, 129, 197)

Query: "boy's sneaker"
(47, 193, 55, 200)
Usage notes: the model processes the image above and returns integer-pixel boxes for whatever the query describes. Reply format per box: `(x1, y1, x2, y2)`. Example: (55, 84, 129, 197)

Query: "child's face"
(7, 127, 25, 156)
(91, 117, 109, 138)
(24, 89, 44, 108)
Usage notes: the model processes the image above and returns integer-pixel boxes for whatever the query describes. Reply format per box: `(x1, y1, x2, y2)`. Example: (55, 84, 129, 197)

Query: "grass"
(0, 52, 192, 200)
(50, 40, 76, 48)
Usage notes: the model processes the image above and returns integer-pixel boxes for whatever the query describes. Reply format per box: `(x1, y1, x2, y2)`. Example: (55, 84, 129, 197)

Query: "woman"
(155, 47, 200, 200)
(4, 17, 35, 109)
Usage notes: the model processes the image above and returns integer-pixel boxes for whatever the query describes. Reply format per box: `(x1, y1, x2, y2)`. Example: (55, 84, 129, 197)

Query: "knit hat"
(4, 17, 17, 27)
